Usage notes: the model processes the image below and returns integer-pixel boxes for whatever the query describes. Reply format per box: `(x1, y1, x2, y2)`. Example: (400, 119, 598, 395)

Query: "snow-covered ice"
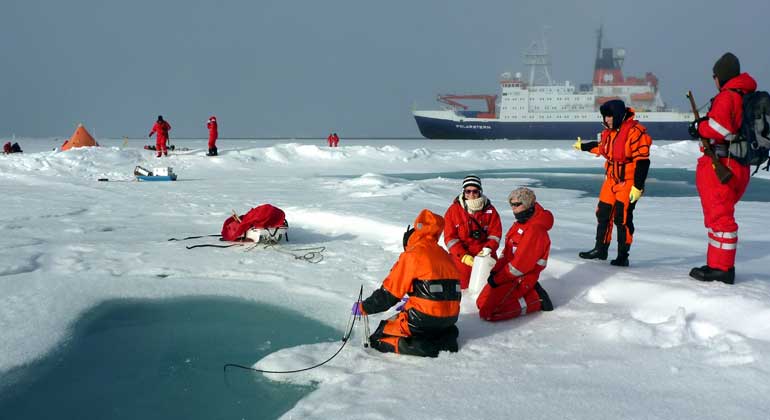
(1, 138, 769, 419)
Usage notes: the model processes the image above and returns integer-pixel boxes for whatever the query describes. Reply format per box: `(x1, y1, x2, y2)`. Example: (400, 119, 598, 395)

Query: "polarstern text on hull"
(413, 27, 692, 140)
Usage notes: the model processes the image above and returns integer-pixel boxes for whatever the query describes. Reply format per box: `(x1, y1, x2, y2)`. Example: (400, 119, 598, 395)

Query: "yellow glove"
(629, 186, 643, 203)
(572, 136, 582, 151)
(461, 254, 474, 267)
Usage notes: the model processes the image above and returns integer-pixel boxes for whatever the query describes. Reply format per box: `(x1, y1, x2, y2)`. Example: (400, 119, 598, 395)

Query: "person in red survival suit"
(443, 175, 502, 289)
(352, 209, 461, 357)
(206, 116, 218, 156)
(148, 115, 171, 157)
(688, 53, 756, 285)
(327, 133, 334, 147)
(332, 132, 339, 147)
(477, 187, 553, 322)
(574, 99, 652, 267)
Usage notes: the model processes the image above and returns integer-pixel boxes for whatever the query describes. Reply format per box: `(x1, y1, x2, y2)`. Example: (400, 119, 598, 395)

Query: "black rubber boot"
(208, 147, 218, 156)
(534, 282, 554, 311)
(689, 266, 735, 285)
(579, 241, 609, 260)
(610, 243, 630, 267)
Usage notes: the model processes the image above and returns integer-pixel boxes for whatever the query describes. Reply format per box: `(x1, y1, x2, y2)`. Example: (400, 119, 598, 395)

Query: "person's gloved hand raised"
(351, 302, 364, 316)
(461, 254, 474, 266)
(572, 136, 583, 151)
(477, 247, 492, 257)
(629, 186, 643, 203)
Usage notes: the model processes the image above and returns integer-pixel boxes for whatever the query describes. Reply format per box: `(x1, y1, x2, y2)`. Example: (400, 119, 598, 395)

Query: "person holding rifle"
(687, 53, 757, 284)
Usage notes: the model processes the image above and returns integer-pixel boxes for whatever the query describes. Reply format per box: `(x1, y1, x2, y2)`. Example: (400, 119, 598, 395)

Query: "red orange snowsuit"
(583, 109, 651, 250)
(149, 120, 171, 156)
(207, 116, 218, 149)
(443, 196, 502, 289)
(477, 203, 553, 321)
(360, 209, 461, 357)
(695, 72, 756, 271)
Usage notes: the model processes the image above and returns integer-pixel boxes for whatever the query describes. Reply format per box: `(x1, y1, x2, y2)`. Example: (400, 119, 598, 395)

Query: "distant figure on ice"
(477, 187, 553, 321)
(352, 209, 461, 357)
(574, 99, 651, 266)
(148, 115, 171, 157)
(3, 142, 22, 154)
(206, 115, 218, 156)
(688, 53, 757, 285)
(332, 132, 339, 147)
(327, 133, 334, 147)
(443, 175, 502, 289)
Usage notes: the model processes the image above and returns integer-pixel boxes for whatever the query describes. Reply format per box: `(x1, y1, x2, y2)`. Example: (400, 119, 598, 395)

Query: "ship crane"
(437, 94, 497, 117)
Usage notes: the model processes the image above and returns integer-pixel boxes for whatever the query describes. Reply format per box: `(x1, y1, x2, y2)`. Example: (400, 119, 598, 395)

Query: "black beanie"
(713, 53, 740, 85)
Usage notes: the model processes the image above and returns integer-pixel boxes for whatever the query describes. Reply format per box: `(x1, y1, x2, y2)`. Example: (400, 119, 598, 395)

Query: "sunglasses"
(464, 189, 481, 195)
(509, 201, 523, 207)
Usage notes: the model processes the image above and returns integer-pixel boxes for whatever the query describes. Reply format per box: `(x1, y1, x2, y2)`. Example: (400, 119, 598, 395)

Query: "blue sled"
(137, 175, 177, 181)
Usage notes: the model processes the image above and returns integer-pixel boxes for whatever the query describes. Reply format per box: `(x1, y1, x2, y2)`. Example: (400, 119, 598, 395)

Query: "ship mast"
(523, 27, 553, 86)
(596, 24, 603, 62)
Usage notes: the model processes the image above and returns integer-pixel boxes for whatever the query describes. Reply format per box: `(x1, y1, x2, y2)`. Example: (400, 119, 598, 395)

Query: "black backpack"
(729, 90, 770, 174)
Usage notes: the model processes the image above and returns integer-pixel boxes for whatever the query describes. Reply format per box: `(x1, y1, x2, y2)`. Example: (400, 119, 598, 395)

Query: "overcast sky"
(2, 0, 769, 138)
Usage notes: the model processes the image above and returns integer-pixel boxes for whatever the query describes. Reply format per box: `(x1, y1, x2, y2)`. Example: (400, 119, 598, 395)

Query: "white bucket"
(468, 254, 495, 298)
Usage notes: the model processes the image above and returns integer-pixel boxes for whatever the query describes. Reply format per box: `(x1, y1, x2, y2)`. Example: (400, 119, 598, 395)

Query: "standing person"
(148, 115, 171, 157)
(688, 53, 756, 285)
(332, 132, 340, 147)
(206, 115, 218, 156)
(443, 175, 502, 289)
(352, 209, 461, 357)
(327, 133, 334, 147)
(574, 99, 652, 266)
(477, 187, 553, 321)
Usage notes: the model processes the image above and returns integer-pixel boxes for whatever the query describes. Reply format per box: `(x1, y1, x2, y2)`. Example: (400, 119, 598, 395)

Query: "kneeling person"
(477, 187, 554, 321)
(353, 209, 461, 357)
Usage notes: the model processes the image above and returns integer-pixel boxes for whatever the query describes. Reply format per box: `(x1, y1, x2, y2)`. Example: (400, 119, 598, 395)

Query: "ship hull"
(414, 115, 690, 140)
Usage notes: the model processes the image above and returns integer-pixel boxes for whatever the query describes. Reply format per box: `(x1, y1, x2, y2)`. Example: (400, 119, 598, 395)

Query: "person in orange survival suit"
(477, 187, 554, 321)
(352, 209, 461, 357)
(206, 115, 218, 156)
(444, 175, 503, 289)
(148, 115, 172, 157)
(688, 53, 756, 285)
(574, 99, 651, 266)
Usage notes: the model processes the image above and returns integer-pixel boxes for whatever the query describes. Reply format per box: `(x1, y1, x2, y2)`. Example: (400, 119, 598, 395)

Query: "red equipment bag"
(221, 204, 288, 242)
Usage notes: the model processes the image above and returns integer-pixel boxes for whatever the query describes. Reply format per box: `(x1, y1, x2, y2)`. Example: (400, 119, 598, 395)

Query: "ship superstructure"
(413, 27, 691, 140)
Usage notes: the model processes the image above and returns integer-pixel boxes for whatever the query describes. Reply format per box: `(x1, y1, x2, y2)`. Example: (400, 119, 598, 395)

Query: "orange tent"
(61, 124, 99, 151)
